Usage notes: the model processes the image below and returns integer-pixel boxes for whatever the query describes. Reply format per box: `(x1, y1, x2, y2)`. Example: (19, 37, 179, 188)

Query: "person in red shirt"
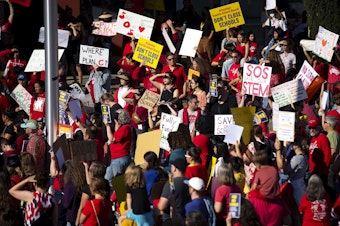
(185, 147, 208, 187)
(30, 80, 46, 121)
(133, 61, 163, 93)
(222, 50, 241, 82)
(3, 48, 27, 91)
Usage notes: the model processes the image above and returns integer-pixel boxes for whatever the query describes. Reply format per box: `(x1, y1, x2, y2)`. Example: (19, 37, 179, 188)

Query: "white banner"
(179, 28, 203, 57)
(79, 45, 109, 67)
(38, 27, 70, 48)
(25, 49, 65, 72)
(242, 63, 272, 97)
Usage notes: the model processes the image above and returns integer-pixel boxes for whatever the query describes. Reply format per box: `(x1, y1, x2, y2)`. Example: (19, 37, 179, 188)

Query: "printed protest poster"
(272, 102, 279, 131)
(231, 106, 256, 144)
(132, 38, 163, 69)
(38, 27, 70, 48)
(179, 28, 203, 57)
(10, 0, 31, 7)
(224, 124, 244, 145)
(59, 91, 70, 104)
(116, 9, 155, 39)
(144, 0, 165, 11)
(242, 63, 272, 97)
(92, 21, 117, 36)
(135, 130, 162, 166)
(79, 45, 109, 68)
(313, 26, 339, 62)
(271, 79, 307, 108)
(138, 90, 160, 110)
(101, 105, 111, 123)
(254, 110, 268, 124)
(296, 60, 319, 89)
(69, 83, 85, 100)
(188, 69, 200, 80)
(160, 113, 181, 150)
(214, 115, 234, 135)
(327, 65, 340, 91)
(25, 49, 64, 72)
(210, 79, 218, 97)
(58, 124, 73, 139)
(266, 0, 276, 10)
(277, 111, 295, 142)
(229, 193, 242, 218)
(209, 2, 245, 32)
(11, 84, 32, 115)
(162, 28, 176, 54)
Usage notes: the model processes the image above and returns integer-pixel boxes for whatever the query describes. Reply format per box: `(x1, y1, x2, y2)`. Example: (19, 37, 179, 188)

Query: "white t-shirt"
(280, 52, 296, 73)
(117, 87, 129, 108)
(178, 108, 203, 132)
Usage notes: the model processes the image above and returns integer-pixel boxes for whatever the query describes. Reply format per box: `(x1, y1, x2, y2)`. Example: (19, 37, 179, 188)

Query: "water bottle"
(182, 21, 187, 35)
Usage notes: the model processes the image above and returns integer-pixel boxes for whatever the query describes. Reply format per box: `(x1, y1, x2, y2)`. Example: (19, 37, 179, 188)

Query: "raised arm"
(226, 28, 237, 43)
(6, 0, 14, 24)
(150, 73, 165, 91)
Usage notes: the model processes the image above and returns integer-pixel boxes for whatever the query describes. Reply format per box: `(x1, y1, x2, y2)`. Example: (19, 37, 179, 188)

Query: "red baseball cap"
(308, 118, 320, 128)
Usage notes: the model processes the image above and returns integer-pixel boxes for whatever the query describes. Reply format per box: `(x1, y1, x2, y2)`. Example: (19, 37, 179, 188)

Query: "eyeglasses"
(167, 58, 174, 61)
(185, 154, 191, 158)
(282, 44, 288, 46)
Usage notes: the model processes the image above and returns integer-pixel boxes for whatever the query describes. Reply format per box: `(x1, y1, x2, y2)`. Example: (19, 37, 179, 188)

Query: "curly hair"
(116, 109, 130, 125)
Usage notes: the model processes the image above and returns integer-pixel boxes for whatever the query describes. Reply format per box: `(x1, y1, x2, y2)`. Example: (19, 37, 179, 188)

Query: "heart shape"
(119, 14, 125, 19)
(322, 39, 327, 47)
(127, 29, 134, 36)
(139, 26, 145, 32)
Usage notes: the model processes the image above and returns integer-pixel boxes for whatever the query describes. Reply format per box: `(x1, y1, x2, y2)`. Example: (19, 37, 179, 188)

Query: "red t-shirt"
(214, 184, 241, 220)
(249, 42, 258, 57)
(161, 64, 187, 95)
(236, 44, 246, 57)
(253, 165, 280, 200)
(185, 164, 209, 186)
(299, 194, 331, 226)
(30, 93, 46, 120)
(109, 124, 131, 159)
(228, 63, 240, 81)
(82, 198, 111, 226)
(192, 134, 210, 168)
(309, 133, 332, 176)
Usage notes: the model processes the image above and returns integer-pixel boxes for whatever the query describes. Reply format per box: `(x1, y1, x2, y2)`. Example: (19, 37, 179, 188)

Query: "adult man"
(308, 118, 332, 177)
(178, 94, 203, 133)
(20, 120, 46, 172)
(221, 50, 241, 81)
(158, 158, 190, 226)
(323, 116, 340, 156)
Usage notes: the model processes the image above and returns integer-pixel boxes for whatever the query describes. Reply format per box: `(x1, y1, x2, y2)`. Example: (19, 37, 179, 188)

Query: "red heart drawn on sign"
(119, 14, 125, 19)
(127, 29, 134, 36)
(123, 21, 130, 28)
(322, 39, 327, 47)
(139, 26, 145, 32)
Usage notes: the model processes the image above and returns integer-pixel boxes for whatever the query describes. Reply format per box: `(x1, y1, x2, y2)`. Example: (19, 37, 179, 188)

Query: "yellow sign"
(135, 130, 162, 166)
(188, 69, 200, 80)
(144, 0, 165, 11)
(230, 106, 256, 144)
(209, 2, 245, 32)
(133, 37, 163, 69)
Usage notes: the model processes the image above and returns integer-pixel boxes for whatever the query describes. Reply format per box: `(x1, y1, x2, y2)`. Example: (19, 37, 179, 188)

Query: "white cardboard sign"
(159, 113, 181, 150)
(214, 115, 234, 135)
(313, 26, 339, 62)
(296, 60, 319, 89)
(92, 21, 117, 36)
(162, 28, 176, 54)
(242, 63, 272, 97)
(38, 27, 70, 48)
(266, 0, 276, 10)
(25, 49, 65, 72)
(179, 28, 203, 57)
(11, 84, 32, 115)
(79, 45, 109, 67)
(224, 124, 244, 145)
(277, 111, 295, 142)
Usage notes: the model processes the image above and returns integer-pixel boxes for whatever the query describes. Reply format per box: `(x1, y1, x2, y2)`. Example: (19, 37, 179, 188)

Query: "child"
(229, 67, 243, 94)
(118, 165, 154, 226)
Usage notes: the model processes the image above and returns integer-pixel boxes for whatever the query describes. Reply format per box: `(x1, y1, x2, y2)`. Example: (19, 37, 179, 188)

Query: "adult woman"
(114, 73, 134, 113)
(190, 76, 207, 111)
(150, 72, 178, 102)
(3, 48, 27, 91)
(9, 172, 55, 226)
(104, 109, 132, 185)
(116, 53, 138, 79)
(260, 50, 285, 87)
(190, 57, 210, 90)
(261, 28, 284, 59)
(226, 29, 249, 65)
(30, 80, 46, 120)
(1, 107, 16, 145)
(197, 7, 214, 62)
(185, 147, 208, 186)
(142, 151, 163, 199)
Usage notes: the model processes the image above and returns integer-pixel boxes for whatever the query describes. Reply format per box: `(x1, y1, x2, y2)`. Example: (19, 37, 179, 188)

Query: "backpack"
(203, 197, 216, 226)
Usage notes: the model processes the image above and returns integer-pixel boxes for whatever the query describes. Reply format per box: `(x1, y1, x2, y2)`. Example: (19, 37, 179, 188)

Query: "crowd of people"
(0, 0, 339, 225)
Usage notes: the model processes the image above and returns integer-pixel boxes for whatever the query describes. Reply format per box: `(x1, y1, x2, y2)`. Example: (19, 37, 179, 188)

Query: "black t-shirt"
(2, 123, 17, 145)
(126, 186, 151, 214)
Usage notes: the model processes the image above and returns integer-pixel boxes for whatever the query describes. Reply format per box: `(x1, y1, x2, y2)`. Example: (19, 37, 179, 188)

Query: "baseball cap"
(20, 120, 38, 129)
(170, 158, 187, 173)
(308, 118, 320, 128)
(187, 177, 205, 191)
(17, 73, 27, 80)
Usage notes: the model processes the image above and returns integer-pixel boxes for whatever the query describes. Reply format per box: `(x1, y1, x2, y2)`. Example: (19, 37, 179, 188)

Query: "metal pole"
(44, 0, 58, 146)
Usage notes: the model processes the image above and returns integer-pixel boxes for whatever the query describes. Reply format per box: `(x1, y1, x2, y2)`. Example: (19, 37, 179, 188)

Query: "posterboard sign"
(313, 26, 339, 62)
(224, 124, 244, 145)
(209, 2, 245, 32)
(242, 63, 272, 97)
(68, 99, 83, 121)
(25, 49, 65, 72)
(321, 91, 329, 110)
(229, 193, 241, 218)
(159, 113, 181, 150)
(59, 91, 70, 103)
(58, 124, 73, 139)
(271, 79, 308, 108)
(188, 69, 200, 80)
(210, 79, 218, 97)
(69, 83, 85, 100)
(231, 106, 256, 144)
(135, 130, 162, 166)
(79, 45, 109, 68)
(52, 134, 71, 168)
(38, 27, 70, 48)
(214, 115, 234, 135)
(144, 0, 165, 11)
(69, 140, 98, 162)
(300, 39, 315, 52)
(115, 9, 155, 40)
(277, 111, 295, 142)
(266, 0, 276, 10)
(101, 105, 112, 123)
(11, 84, 32, 115)
(272, 102, 279, 131)
(296, 60, 319, 89)
(162, 28, 176, 54)
(138, 90, 160, 110)
(92, 21, 117, 37)
(179, 28, 203, 57)
(132, 38, 163, 69)
(10, 0, 31, 7)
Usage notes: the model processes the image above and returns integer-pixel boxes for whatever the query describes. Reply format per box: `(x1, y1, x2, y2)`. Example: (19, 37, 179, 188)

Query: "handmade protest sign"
(115, 9, 155, 40)
(69, 83, 85, 100)
(179, 28, 203, 57)
(135, 130, 162, 166)
(162, 28, 176, 54)
(101, 105, 112, 123)
(70, 140, 98, 162)
(223, 124, 244, 145)
(25, 49, 64, 72)
(229, 193, 241, 218)
(242, 63, 272, 97)
(188, 69, 200, 80)
(271, 79, 307, 108)
(92, 21, 116, 36)
(214, 115, 234, 135)
(313, 26, 339, 62)
(210, 79, 218, 97)
(138, 90, 160, 110)
(231, 106, 256, 144)
(266, 0, 276, 10)
(296, 60, 319, 89)
(68, 99, 83, 121)
(11, 84, 32, 115)
(321, 91, 329, 110)
(277, 111, 295, 142)
(209, 2, 245, 32)
(160, 113, 181, 150)
(10, 0, 31, 7)
(132, 38, 163, 69)
(144, 0, 165, 11)
(79, 45, 109, 67)
(38, 27, 70, 48)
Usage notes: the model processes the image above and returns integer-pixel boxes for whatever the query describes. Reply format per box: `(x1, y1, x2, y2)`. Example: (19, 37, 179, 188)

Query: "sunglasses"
(167, 58, 174, 61)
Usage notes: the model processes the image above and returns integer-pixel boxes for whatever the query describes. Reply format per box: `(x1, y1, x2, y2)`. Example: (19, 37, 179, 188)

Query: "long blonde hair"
(124, 165, 146, 189)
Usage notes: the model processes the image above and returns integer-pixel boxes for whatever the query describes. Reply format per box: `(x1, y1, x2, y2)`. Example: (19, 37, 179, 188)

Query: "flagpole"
(44, 0, 58, 146)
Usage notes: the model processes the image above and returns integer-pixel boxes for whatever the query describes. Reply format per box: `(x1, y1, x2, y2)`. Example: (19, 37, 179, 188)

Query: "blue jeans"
(105, 155, 131, 185)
